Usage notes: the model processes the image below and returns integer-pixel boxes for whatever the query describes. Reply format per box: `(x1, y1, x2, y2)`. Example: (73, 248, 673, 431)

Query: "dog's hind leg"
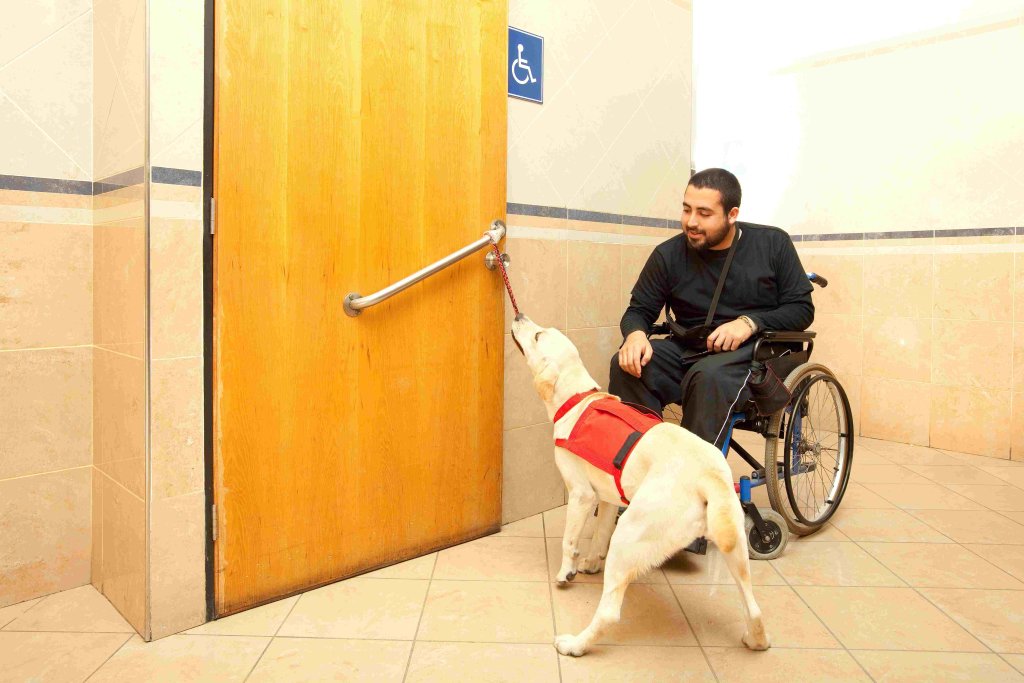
(703, 476, 770, 651)
(579, 502, 616, 574)
(555, 496, 679, 657)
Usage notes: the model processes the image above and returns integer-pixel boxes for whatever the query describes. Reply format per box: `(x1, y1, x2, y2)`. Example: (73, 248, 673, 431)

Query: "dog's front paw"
(555, 570, 577, 587)
(554, 634, 588, 657)
(742, 629, 771, 651)
(578, 556, 604, 574)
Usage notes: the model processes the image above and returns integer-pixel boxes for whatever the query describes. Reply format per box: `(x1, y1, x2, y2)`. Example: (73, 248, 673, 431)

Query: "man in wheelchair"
(609, 168, 814, 449)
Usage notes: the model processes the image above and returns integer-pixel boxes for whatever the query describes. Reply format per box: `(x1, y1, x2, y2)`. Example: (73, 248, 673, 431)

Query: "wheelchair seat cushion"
(554, 396, 663, 504)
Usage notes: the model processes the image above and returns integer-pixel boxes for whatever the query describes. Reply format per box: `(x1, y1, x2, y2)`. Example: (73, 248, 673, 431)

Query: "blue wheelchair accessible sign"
(508, 27, 543, 104)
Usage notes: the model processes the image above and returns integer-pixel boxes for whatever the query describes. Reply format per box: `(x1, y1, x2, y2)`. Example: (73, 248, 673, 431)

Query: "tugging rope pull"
(490, 242, 520, 318)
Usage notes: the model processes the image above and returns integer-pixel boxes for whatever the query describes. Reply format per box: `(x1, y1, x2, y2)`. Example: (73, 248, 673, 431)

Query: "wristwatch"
(738, 316, 758, 334)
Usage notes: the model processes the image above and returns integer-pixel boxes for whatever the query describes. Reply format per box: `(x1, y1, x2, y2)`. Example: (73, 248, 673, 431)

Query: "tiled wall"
(92, 0, 149, 634)
(502, 0, 693, 522)
(147, 0, 205, 640)
(696, 9, 1024, 459)
(0, 3, 94, 608)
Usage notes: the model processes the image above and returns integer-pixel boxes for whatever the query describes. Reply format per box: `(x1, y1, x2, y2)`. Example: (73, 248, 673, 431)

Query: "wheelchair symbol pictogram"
(511, 43, 537, 85)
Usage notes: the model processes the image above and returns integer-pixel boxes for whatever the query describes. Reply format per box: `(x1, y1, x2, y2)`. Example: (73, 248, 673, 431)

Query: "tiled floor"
(5, 435, 1024, 682)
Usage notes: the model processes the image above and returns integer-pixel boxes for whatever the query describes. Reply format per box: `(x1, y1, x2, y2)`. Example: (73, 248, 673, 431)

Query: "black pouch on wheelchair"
(747, 360, 791, 416)
(667, 320, 715, 351)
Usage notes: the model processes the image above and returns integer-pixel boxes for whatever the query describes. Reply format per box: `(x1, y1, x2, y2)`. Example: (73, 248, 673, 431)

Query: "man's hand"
(707, 319, 754, 353)
(618, 331, 653, 378)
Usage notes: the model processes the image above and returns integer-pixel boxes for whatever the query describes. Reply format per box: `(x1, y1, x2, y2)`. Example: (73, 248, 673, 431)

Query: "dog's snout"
(514, 313, 525, 322)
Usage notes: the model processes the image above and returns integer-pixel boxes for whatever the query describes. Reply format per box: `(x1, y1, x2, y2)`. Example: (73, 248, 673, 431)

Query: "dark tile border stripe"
(152, 166, 202, 187)
(507, 203, 1024, 241)
(93, 166, 146, 195)
(0, 168, 203, 196)
(0, 174, 92, 195)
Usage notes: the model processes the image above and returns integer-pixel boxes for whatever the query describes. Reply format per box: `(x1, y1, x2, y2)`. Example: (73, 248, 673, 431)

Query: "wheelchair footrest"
(684, 537, 708, 555)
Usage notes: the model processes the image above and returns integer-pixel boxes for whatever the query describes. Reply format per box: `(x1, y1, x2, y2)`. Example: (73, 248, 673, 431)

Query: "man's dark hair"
(688, 168, 742, 214)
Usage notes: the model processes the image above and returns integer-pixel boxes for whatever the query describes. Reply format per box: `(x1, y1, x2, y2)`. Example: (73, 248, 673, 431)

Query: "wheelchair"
(653, 272, 854, 560)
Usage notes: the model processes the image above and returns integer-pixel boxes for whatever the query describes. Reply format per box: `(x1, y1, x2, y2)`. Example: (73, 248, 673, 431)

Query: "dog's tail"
(699, 474, 743, 555)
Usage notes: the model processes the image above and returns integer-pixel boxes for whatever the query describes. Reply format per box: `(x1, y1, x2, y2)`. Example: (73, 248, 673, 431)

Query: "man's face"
(681, 185, 737, 251)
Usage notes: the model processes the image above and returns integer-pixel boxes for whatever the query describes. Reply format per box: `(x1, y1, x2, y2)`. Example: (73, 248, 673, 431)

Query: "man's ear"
(728, 206, 739, 225)
(533, 362, 559, 403)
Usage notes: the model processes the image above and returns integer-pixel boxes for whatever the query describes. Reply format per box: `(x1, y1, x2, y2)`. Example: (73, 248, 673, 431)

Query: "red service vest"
(554, 392, 663, 504)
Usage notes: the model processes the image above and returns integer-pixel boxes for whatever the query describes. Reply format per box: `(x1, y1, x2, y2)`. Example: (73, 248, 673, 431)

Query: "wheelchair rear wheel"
(764, 363, 854, 535)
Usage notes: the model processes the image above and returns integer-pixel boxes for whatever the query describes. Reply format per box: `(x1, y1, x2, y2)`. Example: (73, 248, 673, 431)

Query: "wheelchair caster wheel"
(745, 509, 789, 560)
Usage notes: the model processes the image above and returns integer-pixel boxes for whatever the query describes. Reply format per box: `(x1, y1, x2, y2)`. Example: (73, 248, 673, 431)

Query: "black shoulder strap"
(704, 227, 740, 327)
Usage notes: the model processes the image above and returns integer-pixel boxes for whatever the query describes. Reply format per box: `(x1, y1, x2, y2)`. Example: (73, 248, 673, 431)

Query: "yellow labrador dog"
(511, 314, 769, 656)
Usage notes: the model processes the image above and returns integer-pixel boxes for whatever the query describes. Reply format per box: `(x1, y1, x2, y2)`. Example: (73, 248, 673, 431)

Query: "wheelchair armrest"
(752, 330, 816, 364)
(758, 330, 816, 343)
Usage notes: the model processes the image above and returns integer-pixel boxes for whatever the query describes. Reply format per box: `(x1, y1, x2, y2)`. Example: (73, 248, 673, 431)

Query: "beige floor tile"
(909, 509, 1024, 544)
(860, 443, 961, 466)
(945, 484, 1024, 511)
(406, 642, 559, 683)
(795, 586, 986, 651)
(944, 450, 1022, 466)
(552, 583, 696, 646)
(3, 585, 133, 633)
(920, 588, 1024, 653)
(830, 508, 953, 542)
(497, 513, 545, 537)
(853, 650, 1024, 682)
(417, 580, 553, 643)
(770, 541, 903, 587)
(906, 465, 1009, 486)
(363, 553, 437, 580)
(847, 449, 893, 465)
(247, 638, 410, 683)
(672, 584, 838, 648)
(277, 578, 428, 639)
(186, 596, 298, 637)
(0, 632, 131, 683)
(1004, 511, 1024, 525)
(839, 483, 897, 509)
(861, 542, 1023, 589)
(662, 548, 785, 585)
(862, 482, 983, 510)
(704, 647, 870, 683)
(965, 544, 1024, 582)
(0, 597, 42, 629)
(791, 523, 850, 542)
(560, 645, 715, 682)
(851, 464, 933, 484)
(88, 634, 270, 683)
(543, 505, 600, 539)
(979, 467, 1024, 488)
(1006, 654, 1024, 675)
(547, 538, 667, 584)
(433, 536, 548, 582)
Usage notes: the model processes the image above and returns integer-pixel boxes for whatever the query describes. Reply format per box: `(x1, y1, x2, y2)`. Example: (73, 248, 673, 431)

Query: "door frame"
(202, 0, 215, 621)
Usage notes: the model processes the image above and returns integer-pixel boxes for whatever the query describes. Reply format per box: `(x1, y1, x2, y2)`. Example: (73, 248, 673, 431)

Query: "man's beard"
(686, 222, 731, 251)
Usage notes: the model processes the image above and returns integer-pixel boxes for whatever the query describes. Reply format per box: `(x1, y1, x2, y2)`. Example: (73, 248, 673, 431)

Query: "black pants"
(608, 338, 754, 448)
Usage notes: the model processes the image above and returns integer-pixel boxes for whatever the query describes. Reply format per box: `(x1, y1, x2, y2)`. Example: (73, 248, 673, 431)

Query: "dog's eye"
(534, 331, 543, 342)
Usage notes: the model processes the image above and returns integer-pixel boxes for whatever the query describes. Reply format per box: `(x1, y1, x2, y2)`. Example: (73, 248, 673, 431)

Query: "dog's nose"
(514, 313, 525, 322)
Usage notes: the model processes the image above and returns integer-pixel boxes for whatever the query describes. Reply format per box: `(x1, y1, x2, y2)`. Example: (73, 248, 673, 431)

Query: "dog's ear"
(533, 362, 558, 403)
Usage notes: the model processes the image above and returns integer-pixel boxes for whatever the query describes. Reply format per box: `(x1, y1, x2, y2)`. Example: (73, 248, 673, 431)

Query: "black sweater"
(620, 222, 814, 338)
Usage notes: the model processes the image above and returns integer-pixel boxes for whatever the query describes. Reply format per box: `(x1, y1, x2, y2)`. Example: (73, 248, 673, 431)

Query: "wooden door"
(213, 0, 506, 615)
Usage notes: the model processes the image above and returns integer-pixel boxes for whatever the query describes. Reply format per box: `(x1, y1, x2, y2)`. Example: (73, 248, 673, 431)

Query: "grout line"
(0, 464, 91, 485)
(402, 546, 439, 682)
(82, 633, 136, 682)
(773, 556, 879, 682)
(541, 510, 563, 683)
(666, 573, 720, 682)
(241, 591, 303, 682)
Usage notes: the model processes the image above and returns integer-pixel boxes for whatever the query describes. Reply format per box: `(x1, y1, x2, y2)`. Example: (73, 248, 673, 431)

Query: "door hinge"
(209, 197, 216, 236)
(210, 503, 218, 542)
